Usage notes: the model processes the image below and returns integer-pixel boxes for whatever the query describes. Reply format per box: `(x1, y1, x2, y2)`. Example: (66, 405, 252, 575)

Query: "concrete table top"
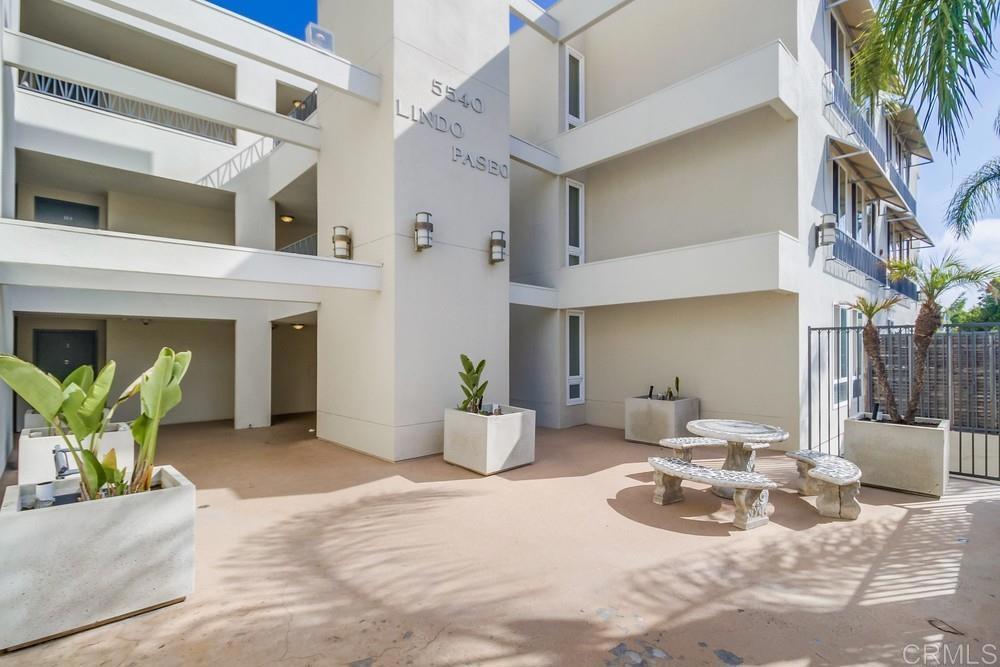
(687, 419, 789, 444)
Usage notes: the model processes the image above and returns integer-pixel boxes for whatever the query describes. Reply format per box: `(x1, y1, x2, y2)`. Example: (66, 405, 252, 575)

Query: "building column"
(234, 317, 271, 429)
(233, 174, 276, 250)
(315, 0, 511, 461)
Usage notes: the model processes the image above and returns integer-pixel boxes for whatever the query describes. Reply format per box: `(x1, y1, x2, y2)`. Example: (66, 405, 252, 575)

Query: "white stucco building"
(0, 0, 930, 472)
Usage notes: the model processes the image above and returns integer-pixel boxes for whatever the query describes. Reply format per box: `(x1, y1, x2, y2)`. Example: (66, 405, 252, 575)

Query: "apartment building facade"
(0, 0, 929, 472)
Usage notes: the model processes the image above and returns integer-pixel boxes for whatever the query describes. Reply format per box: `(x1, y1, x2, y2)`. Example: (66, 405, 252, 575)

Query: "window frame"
(565, 45, 585, 130)
(566, 310, 585, 406)
(566, 178, 585, 267)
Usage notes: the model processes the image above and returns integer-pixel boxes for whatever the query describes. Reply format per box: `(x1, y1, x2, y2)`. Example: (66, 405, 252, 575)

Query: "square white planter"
(443, 406, 536, 475)
(843, 416, 950, 497)
(624, 397, 699, 444)
(0, 466, 195, 651)
(17, 423, 135, 486)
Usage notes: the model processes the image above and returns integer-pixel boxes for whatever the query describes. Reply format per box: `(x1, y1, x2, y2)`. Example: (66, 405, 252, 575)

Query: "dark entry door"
(33, 330, 98, 382)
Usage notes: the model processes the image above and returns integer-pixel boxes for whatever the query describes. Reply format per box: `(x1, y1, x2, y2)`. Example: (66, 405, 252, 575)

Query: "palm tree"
(887, 253, 998, 422)
(944, 108, 1000, 238)
(852, 0, 1000, 159)
(852, 294, 906, 423)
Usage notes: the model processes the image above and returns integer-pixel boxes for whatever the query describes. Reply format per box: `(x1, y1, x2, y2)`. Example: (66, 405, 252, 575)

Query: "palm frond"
(855, 0, 1000, 158)
(853, 295, 905, 322)
(893, 252, 999, 303)
(945, 156, 1000, 238)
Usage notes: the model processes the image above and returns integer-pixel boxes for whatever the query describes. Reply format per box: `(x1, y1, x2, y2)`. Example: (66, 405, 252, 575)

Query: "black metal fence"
(807, 322, 1000, 481)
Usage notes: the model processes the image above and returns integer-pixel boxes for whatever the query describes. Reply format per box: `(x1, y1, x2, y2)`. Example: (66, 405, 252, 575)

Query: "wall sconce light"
(333, 225, 352, 259)
(489, 230, 507, 264)
(816, 213, 837, 247)
(279, 214, 295, 224)
(292, 324, 305, 331)
(414, 212, 433, 251)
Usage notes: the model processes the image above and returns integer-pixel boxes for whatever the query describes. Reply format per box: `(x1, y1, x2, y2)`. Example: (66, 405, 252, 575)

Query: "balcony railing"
(889, 276, 920, 301)
(824, 71, 918, 215)
(828, 227, 920, 300)
(888, 162, 917, 213)
(278, 233, 317, 256)
(19, 71, 236, 144)
(831, 226, 886, 284)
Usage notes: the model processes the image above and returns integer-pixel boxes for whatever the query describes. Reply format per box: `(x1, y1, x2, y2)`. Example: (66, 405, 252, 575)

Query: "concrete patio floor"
(2, 414, 999, 666)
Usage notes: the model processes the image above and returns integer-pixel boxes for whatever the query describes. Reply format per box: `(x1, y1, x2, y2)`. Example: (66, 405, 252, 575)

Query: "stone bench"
(785, 450, 862, 520)
(648, 456, 777, 530)
(657, 436, 727, 462)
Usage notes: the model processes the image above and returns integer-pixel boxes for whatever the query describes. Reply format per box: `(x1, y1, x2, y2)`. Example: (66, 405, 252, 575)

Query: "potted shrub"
(443, 354, 535, 475)
(845, 255, 996, 497)
(0, 348, 195, 651)
(625, 377, 699, 444)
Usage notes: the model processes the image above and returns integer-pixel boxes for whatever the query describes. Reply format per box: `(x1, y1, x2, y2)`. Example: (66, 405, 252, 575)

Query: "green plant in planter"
(0, 347, 191, 500)
(458, 354, 488, 413)
(664, 377, 681, 400)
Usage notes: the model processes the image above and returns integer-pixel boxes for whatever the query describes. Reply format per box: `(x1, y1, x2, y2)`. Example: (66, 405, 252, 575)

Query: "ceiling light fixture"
(279, 214, 295, 224)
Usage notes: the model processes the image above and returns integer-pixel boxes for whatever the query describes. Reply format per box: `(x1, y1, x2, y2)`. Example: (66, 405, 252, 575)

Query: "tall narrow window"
(566, 47, 585, 130)
(832, 162, 848, 231)
(867, 202, 878, 253)
(567, 311, 585, 405)
(566, 179, 584, 266)
(852, 183, 864, 240)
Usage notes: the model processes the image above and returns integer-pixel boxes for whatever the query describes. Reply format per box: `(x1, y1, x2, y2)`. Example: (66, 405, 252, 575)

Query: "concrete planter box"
(443, 406, 535, 475)
(624, 397, 699, 444)
(0, 466, 195, 652)
(844, 416, 950, 497)
(18, 423, 135, 486)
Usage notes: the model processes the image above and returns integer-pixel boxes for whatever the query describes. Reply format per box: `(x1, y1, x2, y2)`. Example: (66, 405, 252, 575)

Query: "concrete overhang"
(826, 0, 875, 37)
(509, 135, 560, 175)
(3, 31, 322, 149)
(541, 41, 799, 175)
(509, 232, 800, 310)
(510, 0, 636, 43)
(0, 219, 381, 303)
(47, 0, 381, 103)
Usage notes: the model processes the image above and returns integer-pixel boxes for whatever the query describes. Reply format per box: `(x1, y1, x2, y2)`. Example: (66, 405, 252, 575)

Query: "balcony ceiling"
(828, 136, 906, 210)
(828, 0, 875, 37)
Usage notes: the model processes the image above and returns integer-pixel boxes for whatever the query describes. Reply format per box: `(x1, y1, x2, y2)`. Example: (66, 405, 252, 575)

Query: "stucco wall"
(509, 161, 560, 287)
(582, 292, 800, 447)
(105, 319, 235, 425)
(573, 0, 797, 120)
(581, 108, 798, 262)
(106, 191, 234, 245)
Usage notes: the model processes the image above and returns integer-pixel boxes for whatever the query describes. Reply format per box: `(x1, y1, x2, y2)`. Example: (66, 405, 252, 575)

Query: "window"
(851, 183, 864, 240)
(566, 46, 585, 130)
(829, 15, 850, 84)
(834, 305, 860, 404)
(566, 179, 584, 266)
(832, 162, 848, 231)
(867, 202, 878, 253)
(567, 311, 585, 405)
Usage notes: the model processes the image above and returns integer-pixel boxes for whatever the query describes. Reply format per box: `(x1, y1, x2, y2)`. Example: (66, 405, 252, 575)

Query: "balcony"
(824, 71, 918, 215)
(826, 227, 920, 300)
(278, 233, 318, 256)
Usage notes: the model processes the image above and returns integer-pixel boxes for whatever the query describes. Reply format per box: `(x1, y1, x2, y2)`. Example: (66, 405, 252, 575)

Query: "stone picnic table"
(685, 419, 789, 499)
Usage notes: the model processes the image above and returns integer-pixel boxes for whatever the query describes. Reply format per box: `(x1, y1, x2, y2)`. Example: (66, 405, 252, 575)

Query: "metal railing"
(889, 276, 920, 301)
(828, 227, 921, 300)
(888, 162, 917, 213)
(19, 70, 236, 144)
(830, 227, 886, 283)
(823, 71, 918, 215)
(807, 322, 1000, 481)
(824, 70, 885, 165)
(277, 233, 317, 256)
(197, 88, 319, 188)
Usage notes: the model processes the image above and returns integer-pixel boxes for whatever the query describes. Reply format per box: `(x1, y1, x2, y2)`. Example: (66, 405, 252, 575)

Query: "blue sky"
(217, 0, 997, 303)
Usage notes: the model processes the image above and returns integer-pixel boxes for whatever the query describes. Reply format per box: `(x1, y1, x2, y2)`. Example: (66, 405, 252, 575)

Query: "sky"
(215, 0, 996, 305)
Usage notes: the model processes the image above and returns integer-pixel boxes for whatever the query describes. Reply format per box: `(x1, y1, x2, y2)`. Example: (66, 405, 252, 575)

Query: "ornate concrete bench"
(785, 450, 861, 520)
(657, 436, 727, 462)
(648, 456, 777, 530)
